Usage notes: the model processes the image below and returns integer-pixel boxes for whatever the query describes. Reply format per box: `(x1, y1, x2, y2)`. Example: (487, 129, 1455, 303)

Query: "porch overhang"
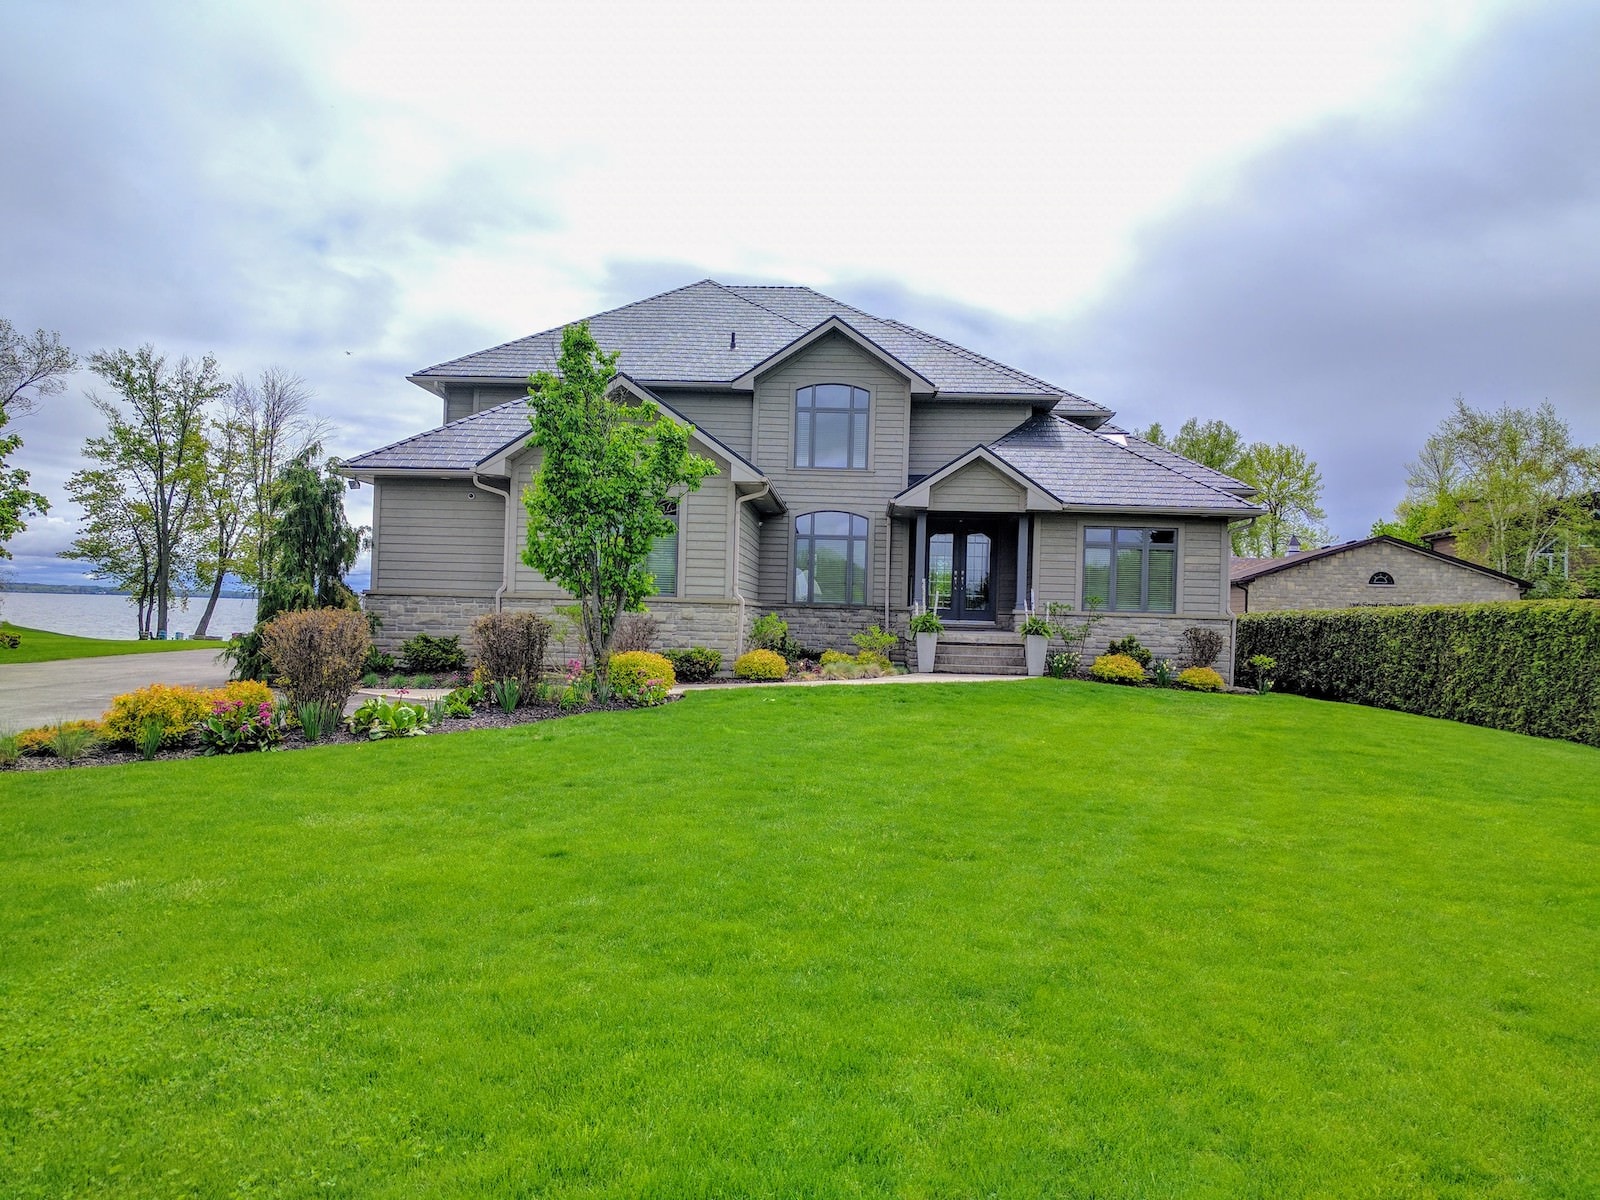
(889, 446, 1062, 515)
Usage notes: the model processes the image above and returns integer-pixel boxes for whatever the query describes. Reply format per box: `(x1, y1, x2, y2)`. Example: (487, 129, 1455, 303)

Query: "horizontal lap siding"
(738, 504, 761, 597)
(909, 404, 1033, 475)
(1033, 516, 1081, 610)
(1180, 520, 1227, 615)
(509, 453, 569, 599)
(682, 474, 730, 598)
(374, 479, 503, 595)
(664, 392, 753, 458)
(929, 461, 1025, 512)
(752, 333, 910, 608)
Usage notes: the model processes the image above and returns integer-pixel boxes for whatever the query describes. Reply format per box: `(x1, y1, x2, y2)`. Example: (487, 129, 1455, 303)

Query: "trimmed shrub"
(399, 633, 466, 673)
(734, 649, 788, 681)
(612, 612, 659, 654)
(661, 646, 721, 682)
(748, 612, 789, 653)
(1235, 600, 1600, 746)
(609, 650, 677, 695)
(819, 649, 854, 666)
(1179, 626, 1226, 670)
(1106, 636, 1152, 668)
(261, 608, 371, 712)
(1178, 666, 1226, 692)
(471, 611, 551, 702)
(1090, 653, 1147, 684)
(102, 684, 213, 747)
(212, 680, 275, 710)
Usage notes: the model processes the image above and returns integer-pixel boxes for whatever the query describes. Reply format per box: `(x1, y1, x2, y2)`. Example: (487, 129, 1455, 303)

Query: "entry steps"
(925, 628, 1027, 676)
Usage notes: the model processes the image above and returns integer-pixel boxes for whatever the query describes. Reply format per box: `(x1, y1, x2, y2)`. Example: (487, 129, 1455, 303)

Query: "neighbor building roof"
(1231, 535, 1530, 587)
(409, 279, 1108, 418)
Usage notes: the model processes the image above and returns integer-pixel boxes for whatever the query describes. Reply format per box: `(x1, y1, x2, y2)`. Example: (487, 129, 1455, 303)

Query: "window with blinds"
(794, 385, 869, 469)
(644, 503, 679, 597)
(1082, 527, 1176, 612)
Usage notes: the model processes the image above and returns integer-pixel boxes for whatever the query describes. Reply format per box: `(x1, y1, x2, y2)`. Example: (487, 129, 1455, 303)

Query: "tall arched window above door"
(794, 512, 869, 604)
(795, 385, 869, 469)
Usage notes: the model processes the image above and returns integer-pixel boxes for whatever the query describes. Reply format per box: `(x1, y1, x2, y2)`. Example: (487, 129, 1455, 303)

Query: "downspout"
(732, 484, 772, 656)
(883, 509, 892, 629)
(474, 472, 514, 612)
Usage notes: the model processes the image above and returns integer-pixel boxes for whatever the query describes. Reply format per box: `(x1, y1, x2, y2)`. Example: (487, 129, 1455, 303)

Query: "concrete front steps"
(927, 628, 1028, 676)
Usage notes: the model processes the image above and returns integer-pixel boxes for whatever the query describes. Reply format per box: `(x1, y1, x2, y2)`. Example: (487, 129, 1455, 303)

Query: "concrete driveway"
(0, 649, 233, 728)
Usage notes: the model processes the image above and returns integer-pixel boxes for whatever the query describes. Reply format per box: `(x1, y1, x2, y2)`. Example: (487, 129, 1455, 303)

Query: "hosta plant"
(347, 695, 433, 740)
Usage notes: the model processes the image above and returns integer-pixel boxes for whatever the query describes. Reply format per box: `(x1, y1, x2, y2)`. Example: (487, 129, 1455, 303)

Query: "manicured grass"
(0, 621, 228, 663)
(2, 681, 1596, 1197)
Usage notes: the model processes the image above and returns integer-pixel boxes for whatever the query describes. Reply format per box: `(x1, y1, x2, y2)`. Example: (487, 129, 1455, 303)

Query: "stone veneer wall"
(365, 592, 743, 672)
(1240, 541, 1523, 611)
(1067, 612, 1237, 684)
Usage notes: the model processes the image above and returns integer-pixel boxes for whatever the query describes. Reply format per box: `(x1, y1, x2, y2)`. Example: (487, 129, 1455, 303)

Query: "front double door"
(927, 518, 997, 622)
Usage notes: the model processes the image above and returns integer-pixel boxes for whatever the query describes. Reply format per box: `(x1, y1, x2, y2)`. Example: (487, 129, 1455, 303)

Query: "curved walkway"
(0, 649, 232, 728)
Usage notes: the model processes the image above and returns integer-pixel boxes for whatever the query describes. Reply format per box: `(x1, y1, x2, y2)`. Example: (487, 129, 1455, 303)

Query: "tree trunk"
(193, 571, 224, 638)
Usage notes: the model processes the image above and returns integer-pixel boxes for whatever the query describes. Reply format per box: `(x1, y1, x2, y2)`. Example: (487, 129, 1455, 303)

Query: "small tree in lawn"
(522, 323, 716, 687)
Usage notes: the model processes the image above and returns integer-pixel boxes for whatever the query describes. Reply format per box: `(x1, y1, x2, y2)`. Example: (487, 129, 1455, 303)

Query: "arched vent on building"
(1368, 571, 1395, 586)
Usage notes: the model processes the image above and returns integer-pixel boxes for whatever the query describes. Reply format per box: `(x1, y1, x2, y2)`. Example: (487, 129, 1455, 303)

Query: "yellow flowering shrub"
(1178, 666, 1226, 692)
(733, 649, 788, 681)
(17, 720, 102, 756)
(1089, 653, 1146, 684)
(102, 684, 214, 746)
(608, 650, 676, 694)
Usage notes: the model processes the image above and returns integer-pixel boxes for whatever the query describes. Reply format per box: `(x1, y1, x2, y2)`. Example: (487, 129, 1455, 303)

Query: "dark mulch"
(3, 697, 664, 773)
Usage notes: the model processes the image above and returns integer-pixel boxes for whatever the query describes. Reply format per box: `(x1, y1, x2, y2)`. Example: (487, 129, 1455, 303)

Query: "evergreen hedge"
(1235, 601, 1600, 746)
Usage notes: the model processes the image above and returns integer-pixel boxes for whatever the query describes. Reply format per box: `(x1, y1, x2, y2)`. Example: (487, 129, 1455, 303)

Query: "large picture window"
(643, 502, 678, 597)
(795, 384, 869, 469)
(1082, 527, 1176, 613)
(794, 511, 868, 604)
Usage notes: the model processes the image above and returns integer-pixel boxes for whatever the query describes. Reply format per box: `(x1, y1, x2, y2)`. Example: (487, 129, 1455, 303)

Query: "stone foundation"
(1059, 611, 1237, 683)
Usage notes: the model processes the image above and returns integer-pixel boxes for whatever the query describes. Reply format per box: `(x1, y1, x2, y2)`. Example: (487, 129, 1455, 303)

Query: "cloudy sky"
(2, 0, 1596, 588)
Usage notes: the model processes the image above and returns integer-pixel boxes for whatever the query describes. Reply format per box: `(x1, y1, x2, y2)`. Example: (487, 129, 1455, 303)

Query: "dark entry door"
(927, 520, 997, 622)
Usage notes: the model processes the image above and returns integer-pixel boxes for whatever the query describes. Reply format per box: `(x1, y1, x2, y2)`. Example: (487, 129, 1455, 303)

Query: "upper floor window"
(795, 384, 869, 469)
(1368, 571, 1394, 586)
(643, 502, 678, 596)
(794, 511, 868, 604)
(1083, 527, 1176, 613)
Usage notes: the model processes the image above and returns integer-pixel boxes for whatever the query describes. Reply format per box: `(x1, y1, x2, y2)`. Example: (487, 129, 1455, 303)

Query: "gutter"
(732, 484, 772, 656)
(473, 472, 515, 613)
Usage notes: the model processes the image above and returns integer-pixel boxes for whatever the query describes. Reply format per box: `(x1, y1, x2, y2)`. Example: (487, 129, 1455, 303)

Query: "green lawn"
(2, 682, 1595, 1197)
(0, 621, 227, 663)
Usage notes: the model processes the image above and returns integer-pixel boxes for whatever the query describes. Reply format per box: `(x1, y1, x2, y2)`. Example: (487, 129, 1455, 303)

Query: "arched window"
(795, 385, 869, 469)
(794, 512, 869, 604)
(1368, 571, 1394, 586)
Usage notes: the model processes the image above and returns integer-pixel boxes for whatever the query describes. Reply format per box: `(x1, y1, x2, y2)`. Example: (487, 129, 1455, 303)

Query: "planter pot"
(915, 631, 938, 673)
(1024, 634, 1047, 677)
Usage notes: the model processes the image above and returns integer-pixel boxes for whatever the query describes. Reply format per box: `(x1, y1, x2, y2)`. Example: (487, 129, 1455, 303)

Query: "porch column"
(913, 512, 928, 607)
(1016, 515, 1030, 612)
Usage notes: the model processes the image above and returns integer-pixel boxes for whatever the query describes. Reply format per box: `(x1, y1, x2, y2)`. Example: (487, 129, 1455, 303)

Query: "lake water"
(0, 592, 259, 640)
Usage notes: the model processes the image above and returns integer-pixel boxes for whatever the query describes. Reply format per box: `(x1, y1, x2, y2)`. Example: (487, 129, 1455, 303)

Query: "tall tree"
(1395, 398, 1599, 581)
(80, 347, 225, 637)
(228, 451, 365, 680)
(62, 466, 158, 633)
(229, 368, 327, 589)
(1140, 417, 1247, 475)
(522, 322, 716, 685)
(0, 320, 76, 557)
(189, 409, 253, 638)
(1233, 441, 1329, 557)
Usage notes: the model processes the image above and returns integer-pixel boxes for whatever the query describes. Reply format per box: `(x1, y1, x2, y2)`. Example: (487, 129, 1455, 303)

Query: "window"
(1082, 527, 1176, 612)
(795, 384, 869, 469)
(794, 512, 868, 604)
(644, 502, 678, 596)
(1368, 571, 1394, 586)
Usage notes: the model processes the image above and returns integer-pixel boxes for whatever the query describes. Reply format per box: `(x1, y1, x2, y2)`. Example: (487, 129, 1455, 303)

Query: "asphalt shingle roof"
(1098, 424, 1255, 494)
(412, 279, 1105, 412)
(342, 401, 530, 472)
(987, 415, 1261, 513)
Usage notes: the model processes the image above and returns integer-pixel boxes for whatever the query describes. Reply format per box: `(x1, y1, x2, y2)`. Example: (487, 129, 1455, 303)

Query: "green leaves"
(521, 323, 717, 675)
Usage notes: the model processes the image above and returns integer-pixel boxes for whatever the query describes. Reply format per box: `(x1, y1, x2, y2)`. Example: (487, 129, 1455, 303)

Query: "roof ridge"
(705, 280, 808, 329)
(414, 279, 723, 377)
(880, 316, 1080, 400)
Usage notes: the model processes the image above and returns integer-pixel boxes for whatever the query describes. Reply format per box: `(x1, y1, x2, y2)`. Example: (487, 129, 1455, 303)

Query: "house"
(339, 280, 1262, 678)
(1230, 534, 1527, 613)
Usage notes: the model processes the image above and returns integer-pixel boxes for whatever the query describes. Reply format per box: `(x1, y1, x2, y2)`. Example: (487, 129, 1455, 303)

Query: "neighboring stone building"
(1230, 535, 1527, 613)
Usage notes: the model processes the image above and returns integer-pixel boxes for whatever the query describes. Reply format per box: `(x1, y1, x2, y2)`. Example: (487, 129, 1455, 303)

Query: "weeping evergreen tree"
(229, 451, 365, 680)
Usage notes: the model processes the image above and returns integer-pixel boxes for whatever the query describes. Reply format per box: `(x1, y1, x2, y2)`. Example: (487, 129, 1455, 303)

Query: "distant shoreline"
(1, 584, 258, 599)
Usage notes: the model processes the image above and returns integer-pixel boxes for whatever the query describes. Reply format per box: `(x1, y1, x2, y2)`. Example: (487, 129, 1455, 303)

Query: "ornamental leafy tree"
(522, 322, 716, 685)
(229, 451, 366, 680)
(1139, 417, 1247, 475)
(1233, 441, 1330, 557)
